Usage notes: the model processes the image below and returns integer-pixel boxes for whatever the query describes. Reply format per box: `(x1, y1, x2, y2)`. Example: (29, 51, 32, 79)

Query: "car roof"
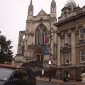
(0, 64, 17, 69)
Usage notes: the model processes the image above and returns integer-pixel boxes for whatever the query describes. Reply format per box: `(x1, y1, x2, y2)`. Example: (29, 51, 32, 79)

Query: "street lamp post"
(0, 45, 1, 52)
(48, 28, 53, 82)
(48, 60, 51, 82)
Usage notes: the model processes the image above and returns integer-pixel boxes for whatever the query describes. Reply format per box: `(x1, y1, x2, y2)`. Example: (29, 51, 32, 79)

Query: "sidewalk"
(36, 77, 85, 85)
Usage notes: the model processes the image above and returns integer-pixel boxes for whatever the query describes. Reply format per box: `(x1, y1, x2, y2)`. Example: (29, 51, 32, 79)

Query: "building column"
(71, 30, 76, 64)
(57, 33, 61, 66)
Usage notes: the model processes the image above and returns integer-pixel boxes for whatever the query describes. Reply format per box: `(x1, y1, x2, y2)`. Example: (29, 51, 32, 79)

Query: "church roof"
(37, 9, 47, 16)
(61, 0, 77, 12)
(65, 0, 76, 7)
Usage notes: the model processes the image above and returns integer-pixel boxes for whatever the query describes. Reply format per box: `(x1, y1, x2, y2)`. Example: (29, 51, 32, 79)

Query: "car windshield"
(0, 68, 14, 81)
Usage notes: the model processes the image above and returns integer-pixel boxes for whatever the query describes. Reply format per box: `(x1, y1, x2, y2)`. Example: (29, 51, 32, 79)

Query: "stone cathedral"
(15, 0, 57, 67)
(15, 0, 85, 80)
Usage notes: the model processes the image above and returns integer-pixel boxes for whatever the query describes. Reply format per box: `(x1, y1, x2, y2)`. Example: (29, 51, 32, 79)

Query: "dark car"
(0, 64, 36, 85)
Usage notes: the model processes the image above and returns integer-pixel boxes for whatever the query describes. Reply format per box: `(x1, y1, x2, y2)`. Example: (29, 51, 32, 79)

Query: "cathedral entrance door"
(36, 55, 44, 61)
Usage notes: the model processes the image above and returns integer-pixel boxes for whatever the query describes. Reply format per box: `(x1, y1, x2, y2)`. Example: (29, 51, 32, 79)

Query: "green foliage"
(0, 33, 13, 63)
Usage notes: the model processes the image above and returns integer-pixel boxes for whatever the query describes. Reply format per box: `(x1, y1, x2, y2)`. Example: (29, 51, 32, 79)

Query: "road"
(36, 80, 75, 85)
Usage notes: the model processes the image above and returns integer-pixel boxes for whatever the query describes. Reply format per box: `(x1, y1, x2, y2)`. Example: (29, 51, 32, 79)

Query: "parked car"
(0, 64, 36, 85)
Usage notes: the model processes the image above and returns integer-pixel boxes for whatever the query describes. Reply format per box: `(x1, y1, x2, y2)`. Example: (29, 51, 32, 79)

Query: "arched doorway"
(36, 55, 44, 61)
(34, 47, 44, 62)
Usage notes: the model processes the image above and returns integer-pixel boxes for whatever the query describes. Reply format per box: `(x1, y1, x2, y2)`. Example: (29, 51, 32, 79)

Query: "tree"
(0, 33, 13, 63)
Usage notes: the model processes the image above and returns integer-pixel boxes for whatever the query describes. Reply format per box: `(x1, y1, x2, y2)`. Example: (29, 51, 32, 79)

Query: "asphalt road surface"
(36, 80, 75, 85)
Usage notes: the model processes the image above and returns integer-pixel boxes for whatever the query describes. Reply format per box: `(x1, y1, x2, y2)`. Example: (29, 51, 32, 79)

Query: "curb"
(36, 77, 85, 85)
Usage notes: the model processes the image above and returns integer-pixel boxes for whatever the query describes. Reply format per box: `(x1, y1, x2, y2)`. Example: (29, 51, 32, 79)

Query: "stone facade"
(55, 0, 85, 80)
(15, 0, 85, 80)
(15, 0, 57, 68)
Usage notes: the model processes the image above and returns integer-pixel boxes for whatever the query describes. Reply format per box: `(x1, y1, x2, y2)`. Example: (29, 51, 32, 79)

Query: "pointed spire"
(50, 0, 56, 17)
(28, 0, 33, 18)
(52, 0, 55, 3)
(29, 0, 33, 8)
(51, 0, 56, 7)
(51, 0, 56, 10)
(30, 0, 32, 5)
(52, 0, 54, 1)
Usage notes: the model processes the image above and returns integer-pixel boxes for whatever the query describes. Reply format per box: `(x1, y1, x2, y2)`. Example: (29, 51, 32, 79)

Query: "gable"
(37, 9, 47, 16)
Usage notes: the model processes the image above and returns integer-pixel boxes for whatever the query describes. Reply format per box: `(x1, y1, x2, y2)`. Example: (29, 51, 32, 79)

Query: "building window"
(64, 32, 68, 44)
(79, 27, 84, 40)
(80, 48, 85, 62)
(64, 11, 67, 18)
(61, 38, 64, 47)
(68, 33, 71, 45)
(64, 53, 71, 64)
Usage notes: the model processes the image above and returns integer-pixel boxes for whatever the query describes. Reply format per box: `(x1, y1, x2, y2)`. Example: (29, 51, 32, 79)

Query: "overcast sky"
(0, 0, 85, 56)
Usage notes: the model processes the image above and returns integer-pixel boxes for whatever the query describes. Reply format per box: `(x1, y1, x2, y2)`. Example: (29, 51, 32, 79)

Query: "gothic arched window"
(35, 24, 48, 45)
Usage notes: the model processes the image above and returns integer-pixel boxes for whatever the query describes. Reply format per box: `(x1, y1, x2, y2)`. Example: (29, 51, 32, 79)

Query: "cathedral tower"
(16, 0, 57, 67)
(27, 0, 33, 20)
(50, 0, 56, 18)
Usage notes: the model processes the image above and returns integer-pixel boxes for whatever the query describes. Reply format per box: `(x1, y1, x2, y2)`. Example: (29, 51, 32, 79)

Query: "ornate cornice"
(55, 12, 85, 27)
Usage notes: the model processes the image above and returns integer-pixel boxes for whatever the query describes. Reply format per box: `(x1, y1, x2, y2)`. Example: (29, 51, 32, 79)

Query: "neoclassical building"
(55, 0, 85, 80)
(15, 0, 57, 68)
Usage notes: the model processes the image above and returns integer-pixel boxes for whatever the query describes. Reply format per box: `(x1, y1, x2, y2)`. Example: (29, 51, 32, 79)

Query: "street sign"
(42, 70, 44, 75)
